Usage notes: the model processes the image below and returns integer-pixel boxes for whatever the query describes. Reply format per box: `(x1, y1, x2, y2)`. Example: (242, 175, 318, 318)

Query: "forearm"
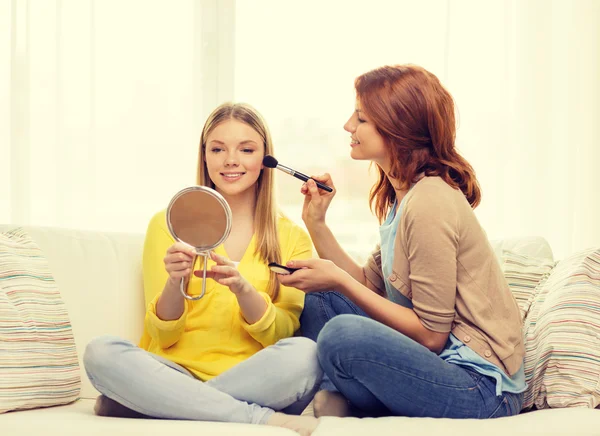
(308, 222, 366, 284)
(156, 278, 185, 321)
(236, 285, 268, 324)
(337, 276, 444, 352)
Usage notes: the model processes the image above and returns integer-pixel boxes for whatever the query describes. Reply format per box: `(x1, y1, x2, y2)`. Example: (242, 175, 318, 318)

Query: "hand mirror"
(166, 186, 232, 300)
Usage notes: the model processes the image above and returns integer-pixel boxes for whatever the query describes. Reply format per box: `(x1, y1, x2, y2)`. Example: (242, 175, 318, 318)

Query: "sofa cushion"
(0, 399, 297, 436)
(500, 250, 555, 321)
(522, 247, 600, 409)
(0, 228, 81, 413)
(490, 236, 554, 264)
(2, 398, 600, 436)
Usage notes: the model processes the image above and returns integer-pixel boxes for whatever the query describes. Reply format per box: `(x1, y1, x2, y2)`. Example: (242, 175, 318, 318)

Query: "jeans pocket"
(464, 368, 483, 385)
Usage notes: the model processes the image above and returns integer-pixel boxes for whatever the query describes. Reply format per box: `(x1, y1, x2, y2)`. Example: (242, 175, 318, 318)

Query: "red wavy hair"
(355, 64, 481, 222)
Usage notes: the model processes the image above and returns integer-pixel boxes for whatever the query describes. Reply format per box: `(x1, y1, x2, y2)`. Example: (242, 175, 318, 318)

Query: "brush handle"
(291, 171, 333, 193)
(275, 162, 334, 193)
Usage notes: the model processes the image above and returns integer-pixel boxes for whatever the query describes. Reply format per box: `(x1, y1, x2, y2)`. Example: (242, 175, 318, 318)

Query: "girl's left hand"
(277, 258, 347, 293)
(194, 251, 252, 295)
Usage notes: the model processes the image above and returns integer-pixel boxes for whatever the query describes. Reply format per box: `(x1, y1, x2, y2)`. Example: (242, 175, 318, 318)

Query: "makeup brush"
(263, 155, 333, 192)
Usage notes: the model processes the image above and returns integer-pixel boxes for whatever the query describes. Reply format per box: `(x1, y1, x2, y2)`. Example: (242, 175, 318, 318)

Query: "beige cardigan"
(364, 177, 524, 376)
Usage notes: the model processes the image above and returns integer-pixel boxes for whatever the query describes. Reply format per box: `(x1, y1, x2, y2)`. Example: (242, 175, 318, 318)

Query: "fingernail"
(287, 261, 294, 267)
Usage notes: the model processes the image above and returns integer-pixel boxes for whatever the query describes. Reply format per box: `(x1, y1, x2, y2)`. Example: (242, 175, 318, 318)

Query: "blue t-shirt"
(379, 197, 527, 396)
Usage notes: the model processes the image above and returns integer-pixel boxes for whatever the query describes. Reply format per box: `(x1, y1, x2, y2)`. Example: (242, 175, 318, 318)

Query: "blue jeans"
(301, 292, 523, 418)
(83, 336, 322, 424)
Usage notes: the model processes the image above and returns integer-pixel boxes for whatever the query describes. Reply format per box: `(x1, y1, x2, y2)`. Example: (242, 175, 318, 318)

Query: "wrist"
(333, 267, 351, 294)
(306, 220, 328, 237)
(234, 282, 255, 296)
(165, 277, 185, 293)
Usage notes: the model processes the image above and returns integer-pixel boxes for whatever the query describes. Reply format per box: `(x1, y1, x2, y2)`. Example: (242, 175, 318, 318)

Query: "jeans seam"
(488, 396, 508, 418)
(338, 357, 480, 391)
(319, 294, 335, 323)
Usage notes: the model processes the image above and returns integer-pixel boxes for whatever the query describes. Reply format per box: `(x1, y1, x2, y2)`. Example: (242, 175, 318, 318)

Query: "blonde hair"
(197, 102, 282, 300)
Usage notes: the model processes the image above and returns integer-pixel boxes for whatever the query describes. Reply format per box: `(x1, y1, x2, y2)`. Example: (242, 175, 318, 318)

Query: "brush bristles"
(263, 155, 279, 168)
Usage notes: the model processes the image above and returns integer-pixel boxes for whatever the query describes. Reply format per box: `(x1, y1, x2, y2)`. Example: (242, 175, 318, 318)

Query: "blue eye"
(210, 148, 223, 153)
(242, 148, 255, 153)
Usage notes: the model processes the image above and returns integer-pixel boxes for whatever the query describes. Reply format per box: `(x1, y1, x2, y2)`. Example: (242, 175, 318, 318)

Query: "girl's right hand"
(301, 173, 336, 228)
(163, 242, 196, 286)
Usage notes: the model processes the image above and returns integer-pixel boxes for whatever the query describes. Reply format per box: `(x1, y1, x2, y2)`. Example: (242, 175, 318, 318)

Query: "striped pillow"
(0, 228, 81, 413)
(522, 247, 600, 409)
(501, 250, 556, 321)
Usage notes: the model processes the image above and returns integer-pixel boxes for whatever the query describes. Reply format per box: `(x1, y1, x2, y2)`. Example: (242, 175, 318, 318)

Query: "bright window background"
(235, 0, 450, 260)
(235, 0, 600, 260)
(3, 0, 599, 261)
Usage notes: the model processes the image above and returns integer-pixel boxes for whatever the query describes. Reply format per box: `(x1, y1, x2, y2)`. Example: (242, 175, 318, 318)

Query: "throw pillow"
(522, 247, 600, 409)
(0, 228, 81, 413)
(500, 250, 556, 321)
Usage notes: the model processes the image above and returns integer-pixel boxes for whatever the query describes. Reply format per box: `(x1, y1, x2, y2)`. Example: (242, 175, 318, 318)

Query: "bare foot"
(313, 390, 351, 418)
(94, 395, 150, 419)
(301, 399, 315, 417)
(267, 411, 319, 436)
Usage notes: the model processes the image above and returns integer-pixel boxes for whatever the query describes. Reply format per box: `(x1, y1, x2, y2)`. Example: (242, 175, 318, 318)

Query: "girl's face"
(343, 99, 390, 171)
(204, 119, 265, 199)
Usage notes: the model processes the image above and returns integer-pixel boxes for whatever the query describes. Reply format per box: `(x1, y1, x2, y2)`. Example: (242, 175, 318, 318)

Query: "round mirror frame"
(165, 185, 232, 300)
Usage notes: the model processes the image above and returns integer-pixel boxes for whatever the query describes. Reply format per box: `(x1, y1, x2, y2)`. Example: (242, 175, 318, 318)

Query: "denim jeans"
(301, 292, 523, 418)
(83, 335, 322, 424)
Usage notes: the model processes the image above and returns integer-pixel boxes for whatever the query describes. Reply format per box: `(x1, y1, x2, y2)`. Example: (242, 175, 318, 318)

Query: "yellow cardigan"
(138, 210, 312, 381)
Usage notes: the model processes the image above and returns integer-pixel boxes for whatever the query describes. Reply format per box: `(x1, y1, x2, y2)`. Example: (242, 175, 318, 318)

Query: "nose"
(344, 116, 355, 133)
(224, 150, 239, 167)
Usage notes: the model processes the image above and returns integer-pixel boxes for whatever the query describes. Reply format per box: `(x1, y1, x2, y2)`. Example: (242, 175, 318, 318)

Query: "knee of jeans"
(277, 337, 323, 383)
(317, 314, 368, 359)
(83, 335, 127, 379)
(301, 292, 326, 314)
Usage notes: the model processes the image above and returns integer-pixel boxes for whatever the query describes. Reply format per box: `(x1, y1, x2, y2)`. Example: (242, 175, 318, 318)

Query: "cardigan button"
(484, 350, 492, 358)
(390, 274, 397, 282)
(463, 335, 471, 343)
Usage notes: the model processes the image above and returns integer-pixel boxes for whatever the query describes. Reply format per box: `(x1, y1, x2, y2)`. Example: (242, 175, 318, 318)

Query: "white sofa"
(1, 225, 599, 436)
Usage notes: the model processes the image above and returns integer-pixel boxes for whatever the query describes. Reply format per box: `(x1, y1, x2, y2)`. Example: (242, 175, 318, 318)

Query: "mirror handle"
(180, 253, 207, 300)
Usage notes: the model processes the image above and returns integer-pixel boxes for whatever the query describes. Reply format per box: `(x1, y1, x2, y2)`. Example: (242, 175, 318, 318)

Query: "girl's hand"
(301, 174, 336, 228)
(277, 258, 347, 293)
(164, 242, 196, 286)
(194, 251, 253, 295)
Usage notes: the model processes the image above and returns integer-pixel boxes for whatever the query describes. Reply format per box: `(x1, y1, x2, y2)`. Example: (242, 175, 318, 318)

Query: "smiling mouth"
(221, 172, 245, 179)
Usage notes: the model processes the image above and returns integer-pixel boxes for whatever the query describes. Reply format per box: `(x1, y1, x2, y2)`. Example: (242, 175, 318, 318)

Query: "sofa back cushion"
(490, 236, 554, 263)
(0, 228, 81, 413)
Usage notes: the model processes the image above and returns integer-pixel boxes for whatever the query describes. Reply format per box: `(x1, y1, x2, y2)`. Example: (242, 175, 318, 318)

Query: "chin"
(349, 148, 366, 161)
(218, 184, 254, 198)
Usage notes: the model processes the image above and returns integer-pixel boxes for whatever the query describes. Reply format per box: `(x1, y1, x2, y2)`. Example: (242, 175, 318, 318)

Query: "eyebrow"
(207, 139, 258, 146)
